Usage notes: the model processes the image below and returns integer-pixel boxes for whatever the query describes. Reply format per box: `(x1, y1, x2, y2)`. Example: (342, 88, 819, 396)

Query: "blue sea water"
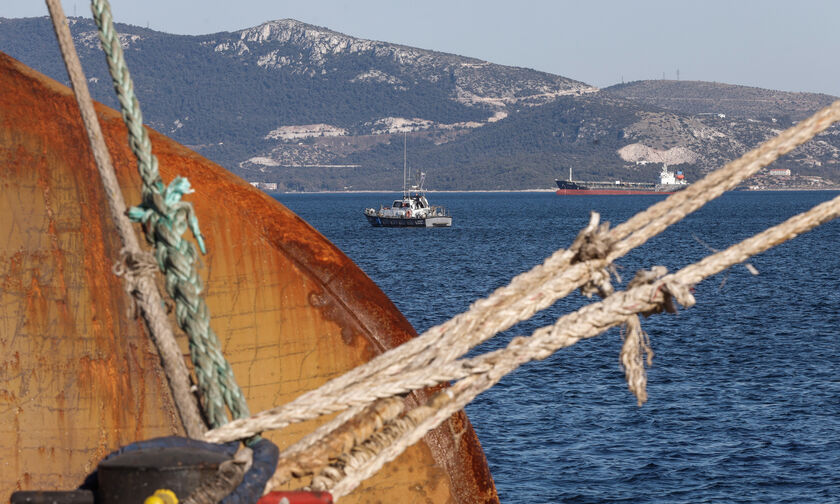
(274, 191, 840, 503)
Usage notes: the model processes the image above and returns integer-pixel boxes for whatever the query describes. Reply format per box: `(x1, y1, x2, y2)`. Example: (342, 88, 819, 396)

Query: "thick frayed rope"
(310, 393, 450, 493)
(620, 315, 652, 406)
(620, 266, 697, 405)
(268, 398, 405, 489)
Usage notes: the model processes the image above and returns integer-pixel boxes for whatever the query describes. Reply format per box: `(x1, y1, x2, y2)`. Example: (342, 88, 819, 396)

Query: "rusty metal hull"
(0, 51, 498, 503)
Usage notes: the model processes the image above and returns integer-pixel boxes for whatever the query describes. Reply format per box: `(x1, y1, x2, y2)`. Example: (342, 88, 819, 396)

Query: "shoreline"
(269, 187, 840, 195)
(272, 188, 559, 194)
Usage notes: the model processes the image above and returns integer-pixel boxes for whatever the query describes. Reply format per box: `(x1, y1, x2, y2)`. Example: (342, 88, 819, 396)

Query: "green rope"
(90, 0, 250, 429)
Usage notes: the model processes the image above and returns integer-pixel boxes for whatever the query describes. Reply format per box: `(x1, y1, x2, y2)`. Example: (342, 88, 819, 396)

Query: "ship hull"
(0, 51, 492, 503)
(555, 188, 679, 195)
(366, 214, 453, 227)
(555, 179, 687, 195)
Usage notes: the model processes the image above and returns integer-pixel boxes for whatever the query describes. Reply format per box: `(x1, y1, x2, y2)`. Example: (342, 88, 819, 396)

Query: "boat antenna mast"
(402, 131, 407, 198)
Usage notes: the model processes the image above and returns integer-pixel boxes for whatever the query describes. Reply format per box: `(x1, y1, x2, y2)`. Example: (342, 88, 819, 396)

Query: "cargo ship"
(555, 165, 688, 195)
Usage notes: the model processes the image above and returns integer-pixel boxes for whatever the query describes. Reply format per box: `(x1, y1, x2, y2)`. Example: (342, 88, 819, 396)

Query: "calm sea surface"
(274, 191, 840, 503)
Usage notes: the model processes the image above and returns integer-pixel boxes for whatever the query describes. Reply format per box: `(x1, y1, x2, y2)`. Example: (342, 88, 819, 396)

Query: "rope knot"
(570, 211, 617, 298)
(113, 247, 159, 318)
(628, 266, 695, 317)
(127, 176, 207, 254)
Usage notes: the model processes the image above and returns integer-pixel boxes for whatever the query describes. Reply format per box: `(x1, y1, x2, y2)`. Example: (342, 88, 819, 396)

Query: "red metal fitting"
(258, 491, 334, 504)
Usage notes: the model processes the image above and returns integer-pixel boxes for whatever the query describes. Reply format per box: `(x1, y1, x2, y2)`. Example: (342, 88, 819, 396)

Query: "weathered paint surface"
(0, 51, 498, 503)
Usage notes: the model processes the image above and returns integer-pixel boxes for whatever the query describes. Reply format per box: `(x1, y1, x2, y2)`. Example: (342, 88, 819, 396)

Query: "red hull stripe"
(555, 189, 675, 196)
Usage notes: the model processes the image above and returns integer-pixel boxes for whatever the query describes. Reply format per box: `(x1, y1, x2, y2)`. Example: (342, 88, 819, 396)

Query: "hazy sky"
(6, 0, 839, 96)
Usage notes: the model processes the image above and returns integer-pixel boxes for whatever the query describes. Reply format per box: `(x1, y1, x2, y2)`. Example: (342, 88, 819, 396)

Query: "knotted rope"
(322, 191, 840, 498)
(45, 0, 205, 438)
(198, 99, 840, 498)
(112, 248, 159, 317)
(90, 0, 250, 429)
(619, 265, 691, 405)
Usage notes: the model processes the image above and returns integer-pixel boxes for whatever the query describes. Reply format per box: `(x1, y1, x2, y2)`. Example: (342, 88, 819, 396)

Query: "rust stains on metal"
(0, 50, 497, 503)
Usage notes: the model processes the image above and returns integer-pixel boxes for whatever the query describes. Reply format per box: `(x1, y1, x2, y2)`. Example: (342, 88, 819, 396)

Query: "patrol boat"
(364, 135, 453, 227)
(364, 186, 453, 227)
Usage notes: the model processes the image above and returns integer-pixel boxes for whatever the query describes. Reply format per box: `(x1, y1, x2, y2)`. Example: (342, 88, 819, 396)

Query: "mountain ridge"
(1, 16, 837, 190)
(605, 80, 837, 122)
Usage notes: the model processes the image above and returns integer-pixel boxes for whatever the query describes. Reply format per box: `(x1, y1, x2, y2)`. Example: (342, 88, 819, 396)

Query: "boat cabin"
(390, 194, 430, 211)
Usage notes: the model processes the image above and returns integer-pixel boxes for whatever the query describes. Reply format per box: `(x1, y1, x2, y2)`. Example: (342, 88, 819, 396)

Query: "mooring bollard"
(96, 444, 229, 503)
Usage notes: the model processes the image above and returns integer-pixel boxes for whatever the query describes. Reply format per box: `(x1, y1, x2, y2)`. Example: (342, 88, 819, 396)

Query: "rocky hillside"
(1, 16, 838, 190)
(265, 93, 840, 191)
(223, 20, 593, 108)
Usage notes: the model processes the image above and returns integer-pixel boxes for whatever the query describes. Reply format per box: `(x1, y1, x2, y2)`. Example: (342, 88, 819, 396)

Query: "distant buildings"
(768, 168, 791, 177)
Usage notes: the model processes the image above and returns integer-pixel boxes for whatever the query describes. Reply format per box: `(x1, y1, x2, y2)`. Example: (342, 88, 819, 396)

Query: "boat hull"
(365, 214, 453, 227)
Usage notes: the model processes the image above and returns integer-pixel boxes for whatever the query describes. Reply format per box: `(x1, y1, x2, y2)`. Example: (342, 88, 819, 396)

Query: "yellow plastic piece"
(144, 489, 178, 504)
